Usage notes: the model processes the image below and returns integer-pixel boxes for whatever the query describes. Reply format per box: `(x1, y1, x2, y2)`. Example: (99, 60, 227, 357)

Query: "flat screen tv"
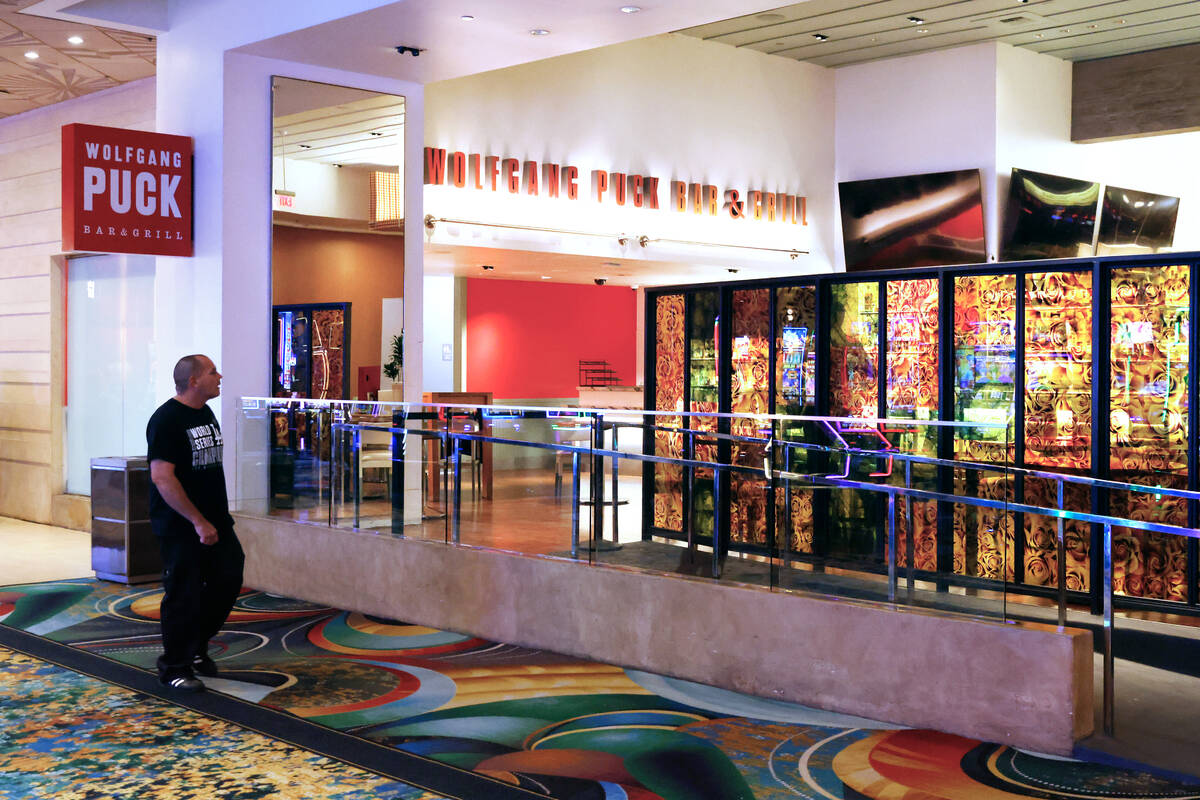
(839, 169, 986, 272)
(1096, 185, 1179, 256)
(1000, 168, 1100, 261)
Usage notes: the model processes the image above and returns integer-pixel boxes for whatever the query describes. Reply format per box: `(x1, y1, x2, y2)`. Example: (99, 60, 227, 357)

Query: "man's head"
(173, 354, 222, 403)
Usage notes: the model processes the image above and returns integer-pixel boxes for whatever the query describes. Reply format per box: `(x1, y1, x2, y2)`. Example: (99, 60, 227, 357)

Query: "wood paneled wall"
(0, 78, 155, 526)
(1072, 43, 1200, 143)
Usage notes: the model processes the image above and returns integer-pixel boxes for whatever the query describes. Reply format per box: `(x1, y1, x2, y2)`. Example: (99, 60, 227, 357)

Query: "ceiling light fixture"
(620, 5, 642, 13)
(67, 35, 84, 45)
(917, 27, 928, 33)
(907, 16, 924, 23)
(540, 275, 552, 279)
(24, 50, 38, 59)
(813, 33, 828, 41)
(460, 14, 475, 21)
(529, 28, 550, 35)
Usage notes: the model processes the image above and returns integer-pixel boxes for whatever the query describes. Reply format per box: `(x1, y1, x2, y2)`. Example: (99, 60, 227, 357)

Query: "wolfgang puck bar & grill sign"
(62, 123, 193, 257)
(425, 147, 807, 225)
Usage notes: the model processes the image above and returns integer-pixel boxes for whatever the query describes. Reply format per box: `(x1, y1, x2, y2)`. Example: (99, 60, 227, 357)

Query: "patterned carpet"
(0, 645, 441, 799)
(2, 579, 1198, 800)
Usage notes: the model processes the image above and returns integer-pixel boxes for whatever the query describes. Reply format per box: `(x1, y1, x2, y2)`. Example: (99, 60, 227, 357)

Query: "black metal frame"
(644, 250, 1200, 615)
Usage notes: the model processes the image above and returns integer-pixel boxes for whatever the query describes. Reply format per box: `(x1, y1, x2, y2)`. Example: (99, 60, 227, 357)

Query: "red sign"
(62, 123, 193, 256)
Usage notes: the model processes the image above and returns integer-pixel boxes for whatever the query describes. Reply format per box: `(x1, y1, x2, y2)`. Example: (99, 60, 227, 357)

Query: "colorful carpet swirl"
(0, 645, 440, 799)
(3, 579, 1197, 799)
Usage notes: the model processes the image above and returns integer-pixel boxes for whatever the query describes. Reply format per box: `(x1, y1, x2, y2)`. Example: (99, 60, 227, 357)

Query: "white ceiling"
(12, 0, 1198, 118)
(422, 241, 812, 288)
(272, 80, 404, 168)
(677, 0, 1200, 67)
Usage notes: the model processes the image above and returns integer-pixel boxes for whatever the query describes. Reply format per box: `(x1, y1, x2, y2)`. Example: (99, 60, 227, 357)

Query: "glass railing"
(235, 397, 1200, 736)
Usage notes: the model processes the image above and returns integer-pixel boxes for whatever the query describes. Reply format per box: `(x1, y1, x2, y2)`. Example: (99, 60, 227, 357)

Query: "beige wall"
(0, 78, 155, 526)
(271, 224, 404, 397)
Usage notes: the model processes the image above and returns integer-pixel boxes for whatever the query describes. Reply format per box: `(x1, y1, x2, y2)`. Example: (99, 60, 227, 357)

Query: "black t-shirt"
(146, 398, 234, 537)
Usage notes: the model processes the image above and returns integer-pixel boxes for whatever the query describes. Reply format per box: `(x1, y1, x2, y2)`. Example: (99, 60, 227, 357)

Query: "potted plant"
(382, 332, 403, 388)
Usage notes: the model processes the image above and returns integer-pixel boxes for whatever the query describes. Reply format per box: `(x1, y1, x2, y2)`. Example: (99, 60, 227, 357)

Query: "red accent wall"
(466, 278, 637, 399)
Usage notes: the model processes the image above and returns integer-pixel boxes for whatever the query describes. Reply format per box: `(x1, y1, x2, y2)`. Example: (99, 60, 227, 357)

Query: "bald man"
(146, 354, 244, 692)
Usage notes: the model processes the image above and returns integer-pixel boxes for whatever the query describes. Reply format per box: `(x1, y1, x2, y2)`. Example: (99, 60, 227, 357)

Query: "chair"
(358, 428, 393, 501)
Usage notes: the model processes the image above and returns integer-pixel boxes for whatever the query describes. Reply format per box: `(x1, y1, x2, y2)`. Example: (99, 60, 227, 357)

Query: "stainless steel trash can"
(91, 456, 162, 584)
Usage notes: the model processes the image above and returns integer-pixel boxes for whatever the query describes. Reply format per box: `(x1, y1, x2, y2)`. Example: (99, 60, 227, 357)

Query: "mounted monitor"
(839, 169, 986, 272)
(1000, 168, 1100, 261)
(1096, 185, 1179, 256)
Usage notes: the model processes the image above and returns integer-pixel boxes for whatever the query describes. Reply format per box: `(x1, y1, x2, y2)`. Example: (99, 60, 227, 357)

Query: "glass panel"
(828, 282, 882, 565)
(952, 274, 1017, 580)
(885, 279, 939, 571)
(689, 290, 720, 541)
(730, 288, 770, 549)
(1024, 271, 1092, 471)
(775, 285, 817, 555)
(653, 294, 685, 532)
(65, 254, 157, 495)
(1109, 264, 1190, 601)
(829, 282, 879, 418)
(1023, 270, 1093, 590)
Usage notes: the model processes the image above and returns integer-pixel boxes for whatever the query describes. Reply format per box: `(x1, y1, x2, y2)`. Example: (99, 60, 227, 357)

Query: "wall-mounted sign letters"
(424, 147, 806, 226)
(62, 123, 193, 257)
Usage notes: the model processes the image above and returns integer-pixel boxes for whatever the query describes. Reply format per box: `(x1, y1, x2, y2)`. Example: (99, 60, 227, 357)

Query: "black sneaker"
(192, 654, 219, 678)
(161, 674, 205, 693)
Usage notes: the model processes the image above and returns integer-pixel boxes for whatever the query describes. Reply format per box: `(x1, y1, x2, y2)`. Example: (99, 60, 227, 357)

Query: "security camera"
(395, 45, 422, 56)
(594, 278, 607, 286)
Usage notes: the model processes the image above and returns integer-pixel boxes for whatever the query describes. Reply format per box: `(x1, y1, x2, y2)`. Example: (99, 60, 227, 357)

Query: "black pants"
(157, 528, 245, 674)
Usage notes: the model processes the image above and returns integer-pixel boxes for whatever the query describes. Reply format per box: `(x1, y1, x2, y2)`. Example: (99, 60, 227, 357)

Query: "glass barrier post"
(452, 435, 462, 544)
(1057, 478, 1067, 627)
(610, 420, 620, 543)
(353, 427, 362, 530)
(390, 408, 405, 536)
(769, 420, 780, 589)
(592, 413, 604, 549)
(1103, 521, 1115, 736)
(330, 423, 341, 527)
(905, 458, 915, 602)
(887, 491, 897, 603)
(571, 451, 582, 558)
(712, 464, 722, 579)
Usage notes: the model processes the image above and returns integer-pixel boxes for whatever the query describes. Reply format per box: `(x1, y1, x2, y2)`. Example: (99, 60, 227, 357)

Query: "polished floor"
(2, 514, 1200, 797)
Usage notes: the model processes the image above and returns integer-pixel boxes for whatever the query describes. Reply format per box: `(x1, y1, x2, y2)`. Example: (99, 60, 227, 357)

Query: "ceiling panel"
(0, 0, 153, 119)
(677, 0, 1200, 66)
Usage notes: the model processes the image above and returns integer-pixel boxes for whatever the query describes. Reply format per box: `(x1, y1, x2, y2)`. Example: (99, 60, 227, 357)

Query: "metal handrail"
(255, 401, 1191, 739)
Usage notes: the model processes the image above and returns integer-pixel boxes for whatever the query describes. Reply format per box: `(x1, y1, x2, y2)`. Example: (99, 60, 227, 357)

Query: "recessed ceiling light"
(67, 35, 84, 45)
(529, 28, 550, 35)
(460, 14, 475, 21)
(870, 37, 879, 42)
(620, 5, 642, 13)
(1059, 27, 1070, 33)
(812, 33, 828, 41)
(1035, 33, 1044, 38)
(1117, 18, 1126, 23)
(540, 275, 552, 279)
(917, 27, 929, 33)
(907, 16, 924, 23)
(24, 50, 38, 59)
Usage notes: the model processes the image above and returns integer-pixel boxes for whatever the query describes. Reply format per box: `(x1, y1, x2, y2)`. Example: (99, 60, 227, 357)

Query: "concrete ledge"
(235, 513, 1094, 755)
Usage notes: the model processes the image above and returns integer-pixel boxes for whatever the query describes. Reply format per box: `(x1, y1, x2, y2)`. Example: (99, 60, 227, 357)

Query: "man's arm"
(150, 459, 218, 545)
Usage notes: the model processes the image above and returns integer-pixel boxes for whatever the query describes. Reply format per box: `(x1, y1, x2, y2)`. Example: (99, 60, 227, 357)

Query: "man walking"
(147, 354, 244, 692)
